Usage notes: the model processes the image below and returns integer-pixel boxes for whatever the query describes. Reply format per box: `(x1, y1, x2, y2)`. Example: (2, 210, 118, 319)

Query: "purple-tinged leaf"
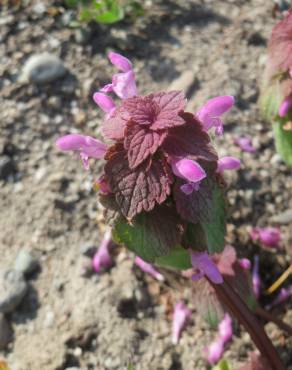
(102, 106, 129, 140)
(105, 145, 173, 219)
(124, 122, 167, 169)
(162, 113, 218, 163)
(123, 96, 160, 125)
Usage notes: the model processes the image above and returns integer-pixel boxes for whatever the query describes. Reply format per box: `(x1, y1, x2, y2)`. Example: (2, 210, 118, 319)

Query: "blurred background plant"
(65, 0, 144, 25)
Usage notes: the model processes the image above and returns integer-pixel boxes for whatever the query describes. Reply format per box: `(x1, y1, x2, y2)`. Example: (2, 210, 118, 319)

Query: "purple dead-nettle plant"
(260, 9, 292, 166)
(56, 53, 286, 370)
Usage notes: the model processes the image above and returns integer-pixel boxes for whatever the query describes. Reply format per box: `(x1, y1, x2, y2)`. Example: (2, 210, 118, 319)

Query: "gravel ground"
(0, 1, 291, 369)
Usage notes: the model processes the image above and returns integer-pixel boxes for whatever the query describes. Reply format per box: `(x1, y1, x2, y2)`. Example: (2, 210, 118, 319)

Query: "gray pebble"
(14, 249, 38, 276)
(0, 269, 28, 314)
(20, 53, 67, 84)
(0, 313, 12, 349)
(272, 209, 292, 225)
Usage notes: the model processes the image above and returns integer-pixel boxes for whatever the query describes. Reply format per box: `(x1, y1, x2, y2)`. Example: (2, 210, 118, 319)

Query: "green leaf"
(212, 359, 232, 370)
(127, 364, 134, 370)
(273, 117, 292, 167)
(94, 0, 124, 24)
(155, 247, 192, 270)
(201, 184, 226, 254)
(112, 205, 183, 262)
(259, 77, 282, 121)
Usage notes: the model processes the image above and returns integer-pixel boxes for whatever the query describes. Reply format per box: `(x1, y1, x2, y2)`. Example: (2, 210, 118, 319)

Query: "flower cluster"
(56, 52, 239, 265)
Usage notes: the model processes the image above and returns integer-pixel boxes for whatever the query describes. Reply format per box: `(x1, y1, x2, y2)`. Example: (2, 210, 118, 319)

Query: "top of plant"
(56, 52, 238, 263)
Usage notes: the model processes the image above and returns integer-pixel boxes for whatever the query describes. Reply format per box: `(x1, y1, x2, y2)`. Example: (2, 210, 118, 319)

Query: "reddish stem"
(209, 278, 285, 370)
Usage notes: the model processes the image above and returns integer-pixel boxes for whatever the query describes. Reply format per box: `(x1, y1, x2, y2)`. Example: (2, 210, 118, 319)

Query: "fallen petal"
(252, 255, 261, 299)
(171, 158, 206, 183)
(217, 156, 241, 173)
(108, 51, 132, 72)
(92, 230, 113, 273)
(134, 257, 164, 281)
(204, 339, 224, 365)
(234, 136, 256, 153)
(218, 314, 233, 344)
(172, 301, 192, 344)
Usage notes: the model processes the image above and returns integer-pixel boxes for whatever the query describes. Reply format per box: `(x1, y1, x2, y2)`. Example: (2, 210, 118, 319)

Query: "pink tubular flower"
(218, 314, 233, 344)
(92, 230, 113, 273)
(250, 227, 281, 248)
(234, 136, 256, 153)
(252, 255, 261, 299)
(196, 95, 234, 136)
(134, 256, 164, 281)
(93, 92, 116, 117)
(101, 52, 137, 99)
(217, 156, 241, 173)
(266, 286, 292, 310)
(56, 134, 107, 170)
(191, 252, 223, 284)
(279, 96, 292, 117)
(171, 158, 206, 195)
(172, 301, 192, 345)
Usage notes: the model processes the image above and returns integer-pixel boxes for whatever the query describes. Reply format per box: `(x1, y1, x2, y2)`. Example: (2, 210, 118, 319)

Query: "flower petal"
(171, 158, 206, 183)
(252, 255, 261, 299)
(56, 134, 107, 159)
(180, 183, 196, 195)
(250, 227, 281, 248)
(218, 314, 233, 344)
(191, 252, 223, 284)
(108, 52, 132, 72)
(134, 256, 164, 281)
(204, 339, 224, 365)
(172, 301, 192, 345)
(217, 156, 241, 173)
(279, 96, 292, 117)
(112, 70, 137, 99)
(196, 95, 234, 131)
(93, 92, 116, 114)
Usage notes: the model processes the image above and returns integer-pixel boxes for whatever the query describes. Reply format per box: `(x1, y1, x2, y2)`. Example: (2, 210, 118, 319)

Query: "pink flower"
(250, 227, 281, 248)
(56, 134, 107, 170)
(191, 252, 223, 284)
(134, 256, 164, 281)
(279, 96, 292, 117)
(172, 301, 192, 344)
(217, 156, 241, 173)
(234, 136, 256, 153)
(266, 286, 292, 309)
(93, 92, 116, 118)
(204, 339, 224, 365)
(101, 52, 137, 99)
(252, 255, 261, 299)
(92, 230, 113, 273)
(171, 158, 206, 195)
(218, 314, 233, 344)
(196, 95, 234, 136)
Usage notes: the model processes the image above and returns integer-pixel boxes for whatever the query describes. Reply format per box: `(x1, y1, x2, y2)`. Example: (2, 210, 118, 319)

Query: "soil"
(0, 1, 291, 370)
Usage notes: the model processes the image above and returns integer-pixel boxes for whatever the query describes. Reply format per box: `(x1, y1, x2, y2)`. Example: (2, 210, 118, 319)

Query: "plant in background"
(65, 0, 143, 25)
(56, 52, 287, 370)
(260, 9, 292, 166)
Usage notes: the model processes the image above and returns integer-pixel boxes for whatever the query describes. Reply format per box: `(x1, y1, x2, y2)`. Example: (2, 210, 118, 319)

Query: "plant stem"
(209, 278, 285, 370)
(256, 306, 292, 336)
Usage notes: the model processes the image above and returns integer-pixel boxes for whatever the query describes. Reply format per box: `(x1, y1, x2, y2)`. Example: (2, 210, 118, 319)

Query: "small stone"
(0, 155, 16, 180)
(43, 311, 55, 328)
(14, 249, 38, 276)
(20, 53, 67, 84)
(0, 313, 12, 349)
(272, 209, 292, 225)
(0, 269, 28, 314)
(74, 28, 91, 44)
